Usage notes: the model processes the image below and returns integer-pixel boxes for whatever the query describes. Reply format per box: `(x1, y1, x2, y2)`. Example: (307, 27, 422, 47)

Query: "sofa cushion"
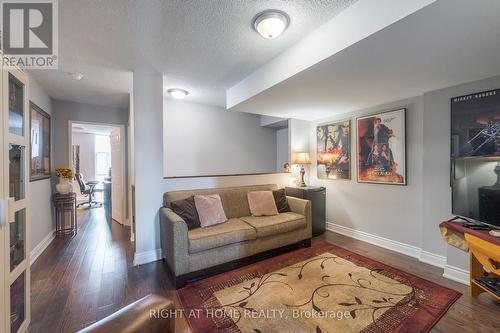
(170, 196, 200, 230)
(248, 191, 278, 216)
(272, 188, 291, 213)
(240, 212, 306, 238)
(194, 194, 227, 228)
(188, 218, 257, 254)
(163, 184, 278, 218)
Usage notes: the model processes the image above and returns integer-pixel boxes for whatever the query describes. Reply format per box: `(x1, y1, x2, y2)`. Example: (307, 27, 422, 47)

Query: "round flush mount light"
(69, 72, 84, 80)
(253, 10, 290, 39)
(167, 88, 189, 100)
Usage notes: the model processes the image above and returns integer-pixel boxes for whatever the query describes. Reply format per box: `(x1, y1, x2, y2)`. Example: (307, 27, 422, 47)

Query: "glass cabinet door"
(9, 144, 25, 201)
(8, 74, 24, 136)
(2, 68, 31, 333)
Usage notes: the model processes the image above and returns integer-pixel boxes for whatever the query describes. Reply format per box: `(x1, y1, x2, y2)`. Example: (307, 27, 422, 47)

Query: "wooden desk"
(440, 221, 500, 301)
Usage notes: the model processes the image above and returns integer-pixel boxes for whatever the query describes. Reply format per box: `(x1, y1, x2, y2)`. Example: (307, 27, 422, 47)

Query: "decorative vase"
(56, 177, 73, 194)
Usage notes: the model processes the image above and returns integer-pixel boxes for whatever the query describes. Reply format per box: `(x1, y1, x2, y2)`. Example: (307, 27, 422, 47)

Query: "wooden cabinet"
(465, 233, 500, 301)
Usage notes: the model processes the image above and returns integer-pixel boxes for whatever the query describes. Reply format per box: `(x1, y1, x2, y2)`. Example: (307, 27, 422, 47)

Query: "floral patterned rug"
(177, 242, 460, 333)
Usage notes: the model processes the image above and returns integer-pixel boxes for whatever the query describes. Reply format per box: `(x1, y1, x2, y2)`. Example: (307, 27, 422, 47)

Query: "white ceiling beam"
(226, 0, 436, 109)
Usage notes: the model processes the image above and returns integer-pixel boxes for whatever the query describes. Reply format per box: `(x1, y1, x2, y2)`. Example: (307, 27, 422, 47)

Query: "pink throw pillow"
(194, 194, 227, 228)
(247, 191, 279, 217)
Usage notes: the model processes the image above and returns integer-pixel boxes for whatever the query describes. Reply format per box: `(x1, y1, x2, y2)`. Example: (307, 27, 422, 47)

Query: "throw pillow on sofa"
(170, 196, 201, 230)
(194, 194, 228, 228)
(247, 191, 279, 217)
(272, 188, 291, 213)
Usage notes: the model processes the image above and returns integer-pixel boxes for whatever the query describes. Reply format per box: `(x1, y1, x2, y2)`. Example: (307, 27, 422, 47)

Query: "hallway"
(29, 207, 175, 332)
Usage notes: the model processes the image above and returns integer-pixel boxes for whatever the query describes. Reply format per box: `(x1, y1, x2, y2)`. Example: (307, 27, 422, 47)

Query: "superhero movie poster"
(451, 89, 500, 158)
(357, 109, 406, 185)
(317, 120, 351, 180)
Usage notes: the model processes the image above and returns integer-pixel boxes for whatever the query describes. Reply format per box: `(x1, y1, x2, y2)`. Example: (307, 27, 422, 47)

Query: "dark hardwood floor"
(29, 205, 500, 332)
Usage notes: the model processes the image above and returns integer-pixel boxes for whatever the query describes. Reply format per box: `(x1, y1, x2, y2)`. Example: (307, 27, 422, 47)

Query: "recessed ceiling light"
(167, 88, 189, 100)
(69, 72, 84, 80)
(253, 10, 290, 39)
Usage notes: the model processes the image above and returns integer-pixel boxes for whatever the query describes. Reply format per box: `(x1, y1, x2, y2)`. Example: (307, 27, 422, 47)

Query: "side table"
(52, 192, 77, 235)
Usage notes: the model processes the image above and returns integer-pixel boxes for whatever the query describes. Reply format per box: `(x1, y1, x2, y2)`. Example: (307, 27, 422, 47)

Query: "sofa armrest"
(159, 208, 189, 276)
(287, 196, 312, 238)
(77, 294, 175, 333)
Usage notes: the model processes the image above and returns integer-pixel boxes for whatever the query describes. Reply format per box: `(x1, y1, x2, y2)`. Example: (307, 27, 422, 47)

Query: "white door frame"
(2, 67, 31, 333)
(68, 120, 128, 226)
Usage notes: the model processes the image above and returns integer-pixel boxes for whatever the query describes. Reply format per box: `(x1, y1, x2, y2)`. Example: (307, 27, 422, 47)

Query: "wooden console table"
(53, 192, 77, 235)
(440, 221, 500, 301)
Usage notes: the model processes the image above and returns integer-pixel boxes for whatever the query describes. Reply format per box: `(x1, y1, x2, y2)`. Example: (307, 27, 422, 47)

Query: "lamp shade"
(293, 152, 311, 165)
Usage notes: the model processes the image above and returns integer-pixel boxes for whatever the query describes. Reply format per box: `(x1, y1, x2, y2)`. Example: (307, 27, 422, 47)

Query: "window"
(95, 135, 111, 181)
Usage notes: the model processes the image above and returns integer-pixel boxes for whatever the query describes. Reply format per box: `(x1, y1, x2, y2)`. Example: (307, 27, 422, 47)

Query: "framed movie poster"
(30, 102, 51, 181)
(357, 109, 406, 185)
(317, 120, 351, 180)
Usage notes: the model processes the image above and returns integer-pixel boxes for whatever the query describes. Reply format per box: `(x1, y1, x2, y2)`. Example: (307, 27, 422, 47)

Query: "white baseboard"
(443, 265, 470, 286)
(419, 250, 446, 268)
(30, 230, 55, 265)
(326, 222, 469, 285)
(133, 248, 162, 266)
(326, 222, 421, 259)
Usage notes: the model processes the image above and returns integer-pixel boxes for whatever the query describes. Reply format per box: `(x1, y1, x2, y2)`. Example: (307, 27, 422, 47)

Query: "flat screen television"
(451, 88, 500, 229)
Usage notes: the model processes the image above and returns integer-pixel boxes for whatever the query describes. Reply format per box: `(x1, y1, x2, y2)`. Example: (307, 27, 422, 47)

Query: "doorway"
(69, 121, 128, 226)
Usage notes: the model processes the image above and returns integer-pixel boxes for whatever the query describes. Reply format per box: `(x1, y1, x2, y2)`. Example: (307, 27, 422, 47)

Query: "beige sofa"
(159, 184, 312, 288)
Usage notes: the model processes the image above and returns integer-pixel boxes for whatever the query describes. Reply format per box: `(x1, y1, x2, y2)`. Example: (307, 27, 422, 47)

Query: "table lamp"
(293, 152, 311, 187)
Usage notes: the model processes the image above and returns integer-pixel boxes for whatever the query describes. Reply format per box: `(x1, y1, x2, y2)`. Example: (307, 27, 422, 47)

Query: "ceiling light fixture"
(69, 72, 84, 80)
(253, 10, 290, 39)
(167, 88, 189, 100)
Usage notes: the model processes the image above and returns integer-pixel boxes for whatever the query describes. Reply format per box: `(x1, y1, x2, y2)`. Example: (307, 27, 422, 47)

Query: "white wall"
(72, 132, 95, 180)
(28, 76, 54, 263)
(163, 100, 277, 177)
(133, 70, 294, 263)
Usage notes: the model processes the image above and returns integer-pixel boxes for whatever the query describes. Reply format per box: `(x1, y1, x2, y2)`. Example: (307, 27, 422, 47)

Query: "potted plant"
(55, 168, 74, 194)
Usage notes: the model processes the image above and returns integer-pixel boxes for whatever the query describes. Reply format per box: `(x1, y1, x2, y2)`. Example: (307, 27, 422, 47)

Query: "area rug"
(177, 242, 460, 333)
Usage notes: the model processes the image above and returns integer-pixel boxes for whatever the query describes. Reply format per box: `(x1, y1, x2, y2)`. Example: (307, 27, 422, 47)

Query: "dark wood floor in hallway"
(29, 206, 177, 333)
(29, 206, 500, 332)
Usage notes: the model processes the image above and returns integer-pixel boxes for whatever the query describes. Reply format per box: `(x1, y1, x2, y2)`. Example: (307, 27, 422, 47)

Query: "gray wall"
(133, 70, 293, 260)
(310, 96, 424, 248)
(309, 75, 500, 273)
(28, 76, 54, 257)
(276, 127, 289, 171)
(52, 100, 128, 169)
(422, 75, 500, 269)
(164, 100, 277, 177)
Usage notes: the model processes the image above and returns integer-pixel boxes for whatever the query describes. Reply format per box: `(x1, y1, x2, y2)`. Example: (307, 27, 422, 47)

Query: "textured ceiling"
(232, 0, 500, 120)
(28, 0, 358, 108)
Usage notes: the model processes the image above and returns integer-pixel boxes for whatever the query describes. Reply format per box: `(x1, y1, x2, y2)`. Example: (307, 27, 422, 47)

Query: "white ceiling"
(28, 0, 358, 108)
(231, 0, 500, 120)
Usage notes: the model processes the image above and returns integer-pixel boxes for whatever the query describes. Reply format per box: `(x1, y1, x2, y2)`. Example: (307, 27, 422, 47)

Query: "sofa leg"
(304, 238, 312, 248)
(175, 276, 187, 289)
